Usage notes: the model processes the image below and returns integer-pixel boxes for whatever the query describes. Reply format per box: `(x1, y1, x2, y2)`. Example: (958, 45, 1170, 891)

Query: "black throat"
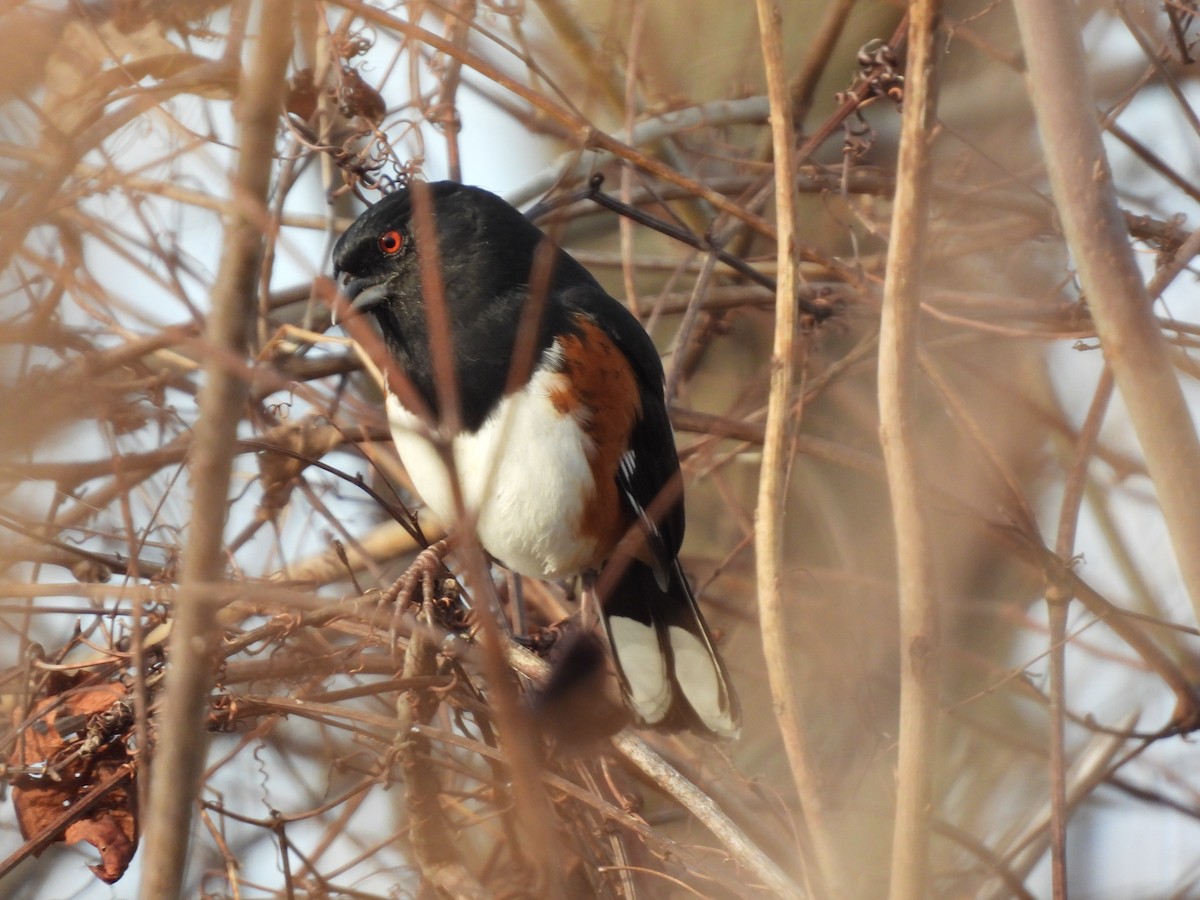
(338, 183, 594, 433)
(370, 275, 573, 433)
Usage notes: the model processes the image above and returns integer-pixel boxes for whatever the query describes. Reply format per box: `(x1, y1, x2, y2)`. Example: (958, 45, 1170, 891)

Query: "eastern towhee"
(332, 181, 740, 738)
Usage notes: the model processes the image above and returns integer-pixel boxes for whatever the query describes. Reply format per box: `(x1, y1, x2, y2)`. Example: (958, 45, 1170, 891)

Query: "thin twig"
(1047, 367, 1114, 898)
(789, 0, 861, 129)
(337, 0, 777, 237)
(396, 598, 489, 899)
(505, 643, 805, 898)
(981, 713, 1139, 900)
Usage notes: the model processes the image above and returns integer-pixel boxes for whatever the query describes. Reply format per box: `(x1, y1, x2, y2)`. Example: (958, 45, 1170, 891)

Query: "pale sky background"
(6, 4, 1200, 897)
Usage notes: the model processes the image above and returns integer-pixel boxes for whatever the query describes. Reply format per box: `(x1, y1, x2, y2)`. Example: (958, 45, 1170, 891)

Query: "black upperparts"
(334, 182, 594, 431)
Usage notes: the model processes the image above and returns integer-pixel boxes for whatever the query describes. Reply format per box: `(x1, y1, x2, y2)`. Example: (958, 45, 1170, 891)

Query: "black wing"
(556, 277, 685, 584)
(558, 278, 740, 738)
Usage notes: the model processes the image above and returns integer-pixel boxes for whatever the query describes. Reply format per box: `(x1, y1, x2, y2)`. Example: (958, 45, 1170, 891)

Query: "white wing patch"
(668, 625, 739, 739)
(618, 449, 637, 481)
(616, 449, 670, 591)
(607, 616, 671, 724)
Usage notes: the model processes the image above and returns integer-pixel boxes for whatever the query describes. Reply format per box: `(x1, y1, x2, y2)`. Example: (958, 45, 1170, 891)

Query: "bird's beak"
(333, 271, 391, 326)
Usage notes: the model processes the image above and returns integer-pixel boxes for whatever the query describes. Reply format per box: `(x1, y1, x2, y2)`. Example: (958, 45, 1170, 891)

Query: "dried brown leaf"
(10, 681, 139, 884)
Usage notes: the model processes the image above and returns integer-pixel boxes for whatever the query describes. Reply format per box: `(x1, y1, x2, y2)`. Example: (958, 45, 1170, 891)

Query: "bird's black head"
(334, 181, 452, 317)
(332, 181, 580, 429)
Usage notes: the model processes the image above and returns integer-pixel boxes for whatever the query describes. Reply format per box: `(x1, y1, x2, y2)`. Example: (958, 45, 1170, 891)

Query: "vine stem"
(752, 0, 838, 894)
(878, 1, 944, 898)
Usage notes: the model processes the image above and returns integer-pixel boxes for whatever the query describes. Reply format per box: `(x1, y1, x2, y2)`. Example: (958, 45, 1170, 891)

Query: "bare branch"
(1013, 0, 1200, 636)
(878, 1, 944, 897)
(139, 5, 294, 896)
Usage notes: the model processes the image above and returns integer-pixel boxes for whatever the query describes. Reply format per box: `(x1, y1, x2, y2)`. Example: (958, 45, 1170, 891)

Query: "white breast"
(385, 365, 599, 580)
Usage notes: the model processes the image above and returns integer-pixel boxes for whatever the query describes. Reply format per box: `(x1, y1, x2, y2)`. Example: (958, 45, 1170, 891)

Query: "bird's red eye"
(378, 230, 404, 255)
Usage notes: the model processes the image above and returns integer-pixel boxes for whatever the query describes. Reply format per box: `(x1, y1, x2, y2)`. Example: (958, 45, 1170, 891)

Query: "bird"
(332, 180, 740, 738)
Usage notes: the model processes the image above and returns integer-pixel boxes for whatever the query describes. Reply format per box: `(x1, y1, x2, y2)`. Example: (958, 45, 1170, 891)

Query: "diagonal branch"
(1012, 0, 1200, 632)
(505, 643, 805, 898)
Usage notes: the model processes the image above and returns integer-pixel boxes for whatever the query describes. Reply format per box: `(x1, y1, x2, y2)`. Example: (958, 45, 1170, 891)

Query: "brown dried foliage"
(10, 679, 137, 884)
(2, 1, 1200, 898)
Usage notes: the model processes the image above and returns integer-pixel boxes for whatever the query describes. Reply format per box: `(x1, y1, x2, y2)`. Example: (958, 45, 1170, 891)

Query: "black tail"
(600, 559, 740, 738)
